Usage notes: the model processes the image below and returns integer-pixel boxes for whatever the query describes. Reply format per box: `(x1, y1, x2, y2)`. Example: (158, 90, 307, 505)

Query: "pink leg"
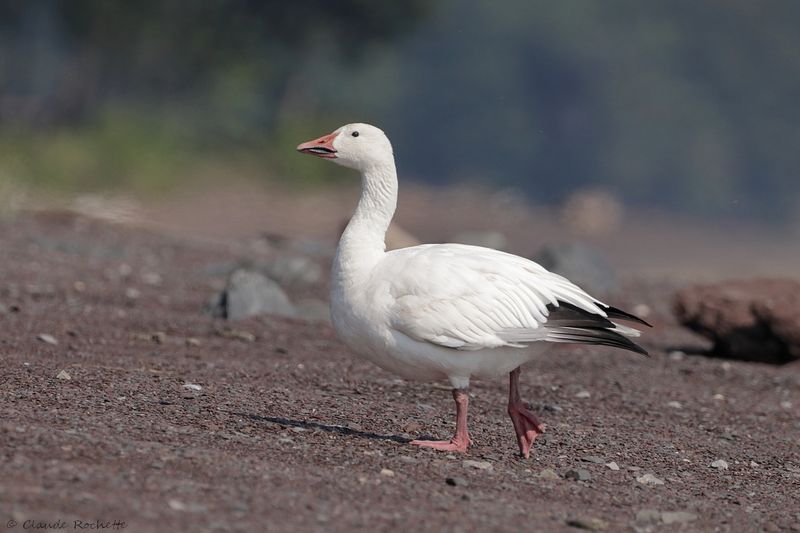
(411, 388, 472, 452)
(508, 367, 545, 458)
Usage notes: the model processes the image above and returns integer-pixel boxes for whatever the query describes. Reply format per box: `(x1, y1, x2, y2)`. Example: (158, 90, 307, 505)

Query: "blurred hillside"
(1, 0, 799, 222)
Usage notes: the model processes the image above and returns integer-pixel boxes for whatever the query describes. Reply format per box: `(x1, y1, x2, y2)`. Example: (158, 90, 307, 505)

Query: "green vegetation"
(1, 1, 799, 220)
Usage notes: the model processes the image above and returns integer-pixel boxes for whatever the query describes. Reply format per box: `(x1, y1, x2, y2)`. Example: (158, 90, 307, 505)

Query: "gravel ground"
(1, 211, 799, 532)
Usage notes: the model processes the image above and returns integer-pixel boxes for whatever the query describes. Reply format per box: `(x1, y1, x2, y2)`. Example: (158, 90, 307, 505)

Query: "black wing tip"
(602, 304, 653, 328)
(548, 326, 650, 357)
(629, 341, 650, 357)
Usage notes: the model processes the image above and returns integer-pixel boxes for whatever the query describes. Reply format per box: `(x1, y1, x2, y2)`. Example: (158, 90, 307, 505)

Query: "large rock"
(260, 256, 322, 289)
(533, 243, 617, 295)
(209, 269, 295, 320)
(674, 279, 800, 364)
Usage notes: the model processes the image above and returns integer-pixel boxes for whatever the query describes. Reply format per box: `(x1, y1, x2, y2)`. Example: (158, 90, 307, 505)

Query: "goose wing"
(381, 244, 649, 354)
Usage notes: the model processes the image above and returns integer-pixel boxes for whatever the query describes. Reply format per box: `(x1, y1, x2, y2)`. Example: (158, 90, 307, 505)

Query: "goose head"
(297, 123, 393, 171)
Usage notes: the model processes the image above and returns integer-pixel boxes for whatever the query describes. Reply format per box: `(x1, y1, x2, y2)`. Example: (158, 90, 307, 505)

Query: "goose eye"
(351, 131, 359, 138)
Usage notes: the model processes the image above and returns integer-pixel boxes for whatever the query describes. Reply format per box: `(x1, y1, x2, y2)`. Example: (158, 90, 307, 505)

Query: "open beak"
(296, 131, 338, 159)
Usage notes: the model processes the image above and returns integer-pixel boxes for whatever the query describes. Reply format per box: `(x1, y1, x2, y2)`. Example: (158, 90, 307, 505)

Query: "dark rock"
(208, 269, 295, 320)
(564, 469, 592, 481)
(674, 279, 800, 364)
(445, 476, 468, 487)
(533, 243, 617, 295)
(566, 517, 607, 530)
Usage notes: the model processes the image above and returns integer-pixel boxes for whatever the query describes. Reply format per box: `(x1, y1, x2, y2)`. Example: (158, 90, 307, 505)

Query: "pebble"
(215, 328, 256, 342)
(56, 370, 71, 380)
(564, 469, 592, 481)
(565, 517, 606, 531)
(380, 468, 395, 477)
(575, 391, 591, 399)
(37, 333, 58, 345)
(666, 401, 682, 409)
(711, 459, 729, 470)
(183, 383, 202, 391)
(581, 455, 605, 464)
(538, 468, 561, 480)
(636, 473, 665, 485)
(605, 462, 620, 471)
(463, 460, 493, 471)
(661, 511, 698, 524)
(780, 400, 793, 410)
(446, 476, 468, 487)
(712, 393, 725, 401)
(142, 272, 162, 285)
(750, 461, 759, 468)
(125, 287, 141, 300)
(403, 422, 422, 433)
(668, 350, 686, 361)
(185, 337, 201, 347)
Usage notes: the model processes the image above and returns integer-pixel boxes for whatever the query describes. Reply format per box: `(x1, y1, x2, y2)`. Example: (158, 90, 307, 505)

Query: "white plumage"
(297, 123, 649, 457)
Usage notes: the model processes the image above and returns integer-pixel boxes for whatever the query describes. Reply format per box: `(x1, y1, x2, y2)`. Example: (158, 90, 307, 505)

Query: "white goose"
(297, 123, 650, 457)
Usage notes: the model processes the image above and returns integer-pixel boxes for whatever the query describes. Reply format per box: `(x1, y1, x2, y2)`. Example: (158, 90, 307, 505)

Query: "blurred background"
(1, 0, 799, 278)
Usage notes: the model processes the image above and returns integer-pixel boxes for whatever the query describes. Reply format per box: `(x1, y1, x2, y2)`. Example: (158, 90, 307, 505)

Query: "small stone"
(635, 509, 661, 523)
(565, 517, 607, 530)
(564, 469, 591, 481)
(575, 391, 591, 399)
(780, 400, 793, 410)
(581, 455, 605, 464)
(37, 333, 58, 345)
(183, 383, 202, 391)
(142, 272, 162, 285)
(446, 476, 468, 487)
(151, 332, 167, 344)
(605, 462, 620, 471)
(711, 459, 729, 470)
(750, 461, 759, 468)
(380, 468, 395, 477)
(666, 401, 682, 409)
(185, 337, 201, 347)
(463, 460, 493, 471)
(661, 511, 698, 524)
(403, 421, 422, 433)
(538, 468, 561, 480)
(56, 370, 71, 380)
(125, 287, 141, 300)
(712, 393, 725, 401)
(215, 328, 256, 342)
(668, 350, 686, 361)
(636, 473, 665, 485)
(168, 499, 186, 511)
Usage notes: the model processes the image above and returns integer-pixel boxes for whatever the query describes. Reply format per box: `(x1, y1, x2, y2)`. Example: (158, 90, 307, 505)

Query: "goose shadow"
(230, 411, 413, 444)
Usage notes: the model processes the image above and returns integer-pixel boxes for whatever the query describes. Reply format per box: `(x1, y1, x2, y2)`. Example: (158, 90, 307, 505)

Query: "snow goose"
(297, 123, 650, 457)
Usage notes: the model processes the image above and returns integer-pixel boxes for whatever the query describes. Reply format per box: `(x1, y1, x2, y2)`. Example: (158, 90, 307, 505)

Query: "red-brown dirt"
(1, 209, 799, 532)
